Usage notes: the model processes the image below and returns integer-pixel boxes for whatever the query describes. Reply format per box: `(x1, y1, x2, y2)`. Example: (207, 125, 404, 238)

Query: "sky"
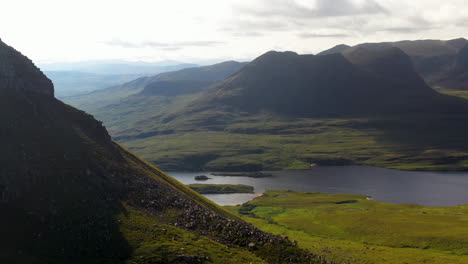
(0, 0, 467, 64)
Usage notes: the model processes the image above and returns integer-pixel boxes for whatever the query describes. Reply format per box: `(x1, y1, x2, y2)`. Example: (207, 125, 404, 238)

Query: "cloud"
(232, 31, 264, 37)
(223, 0, 388, 38)
(238, 0, 388, 18)
(298, 32, 351, 38)
(7, 0, 468, 63)
(221, 20, 289, 36)
(105, 40, 225, 49)
(379, 26, 434, 33)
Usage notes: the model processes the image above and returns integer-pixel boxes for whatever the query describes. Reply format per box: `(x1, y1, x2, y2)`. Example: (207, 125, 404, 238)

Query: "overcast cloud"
(0, 0, 466, 64)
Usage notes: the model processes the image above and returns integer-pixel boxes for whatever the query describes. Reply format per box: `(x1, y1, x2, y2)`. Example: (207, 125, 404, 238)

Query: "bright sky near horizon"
(1, 0, 467, 64)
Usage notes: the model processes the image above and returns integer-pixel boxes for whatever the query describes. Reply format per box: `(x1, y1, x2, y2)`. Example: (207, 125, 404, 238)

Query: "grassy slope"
(116, 144, 322, 264)
(226, 190, 468, 264)
(120, 206, 266, 264)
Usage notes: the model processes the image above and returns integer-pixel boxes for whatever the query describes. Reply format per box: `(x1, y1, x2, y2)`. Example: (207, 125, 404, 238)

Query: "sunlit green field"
(226, 190, 468, 264)
(439, 89, 468, 100)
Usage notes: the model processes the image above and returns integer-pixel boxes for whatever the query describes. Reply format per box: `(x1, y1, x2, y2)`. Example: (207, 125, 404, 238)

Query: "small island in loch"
(188, 184, 255, 194)
(194, 175, 211, 181)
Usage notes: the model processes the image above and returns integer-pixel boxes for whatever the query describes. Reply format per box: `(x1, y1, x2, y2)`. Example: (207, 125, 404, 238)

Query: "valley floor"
(120, 115, 468, 172)
(226, 190, 468, 264)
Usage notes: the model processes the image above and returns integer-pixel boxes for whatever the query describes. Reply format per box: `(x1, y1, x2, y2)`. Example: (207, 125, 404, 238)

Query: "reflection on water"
(168, 166, 468, 206)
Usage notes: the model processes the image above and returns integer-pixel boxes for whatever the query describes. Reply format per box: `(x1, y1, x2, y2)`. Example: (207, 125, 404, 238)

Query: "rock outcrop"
(0, 38, 54, 96)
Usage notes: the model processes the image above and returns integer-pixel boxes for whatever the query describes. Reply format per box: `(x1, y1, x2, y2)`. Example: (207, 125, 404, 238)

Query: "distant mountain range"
(41, 60, 201, 97)
(39, 60, 198, 75)
(319, 38, 468, 90)
(0, 39, 313, 263)
(44, 71, 144, 97)
(63, 39, 468, 172)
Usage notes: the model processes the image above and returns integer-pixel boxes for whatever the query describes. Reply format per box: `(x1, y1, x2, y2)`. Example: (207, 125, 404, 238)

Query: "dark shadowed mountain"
(181, 49, 466, 118)
(432, 44, 468, 90)
(0, 39, 318, 263)
(318, 38, 468, 90)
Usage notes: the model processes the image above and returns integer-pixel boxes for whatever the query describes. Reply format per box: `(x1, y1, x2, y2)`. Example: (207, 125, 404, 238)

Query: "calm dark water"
(169, 166, 468, 206)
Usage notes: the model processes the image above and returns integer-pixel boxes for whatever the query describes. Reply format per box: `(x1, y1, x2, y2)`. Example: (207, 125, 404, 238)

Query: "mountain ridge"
(178, 48, 466, 119)
(318, 37, 468, 90)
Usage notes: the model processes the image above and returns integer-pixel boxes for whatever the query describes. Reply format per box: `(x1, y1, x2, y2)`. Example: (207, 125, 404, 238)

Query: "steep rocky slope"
(0, 39, 320, 263)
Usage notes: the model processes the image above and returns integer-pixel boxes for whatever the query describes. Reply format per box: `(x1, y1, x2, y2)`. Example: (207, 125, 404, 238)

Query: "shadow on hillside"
(368, 114, 468, 152)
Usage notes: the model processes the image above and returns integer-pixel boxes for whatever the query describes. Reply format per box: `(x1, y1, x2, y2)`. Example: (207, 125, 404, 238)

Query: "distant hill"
(181, 49, 465, 118)
(83, 48, 468, 172)
(0, 39, 316, 263)
(43, 60, 201, 97)
(318, 37, 468, 90)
